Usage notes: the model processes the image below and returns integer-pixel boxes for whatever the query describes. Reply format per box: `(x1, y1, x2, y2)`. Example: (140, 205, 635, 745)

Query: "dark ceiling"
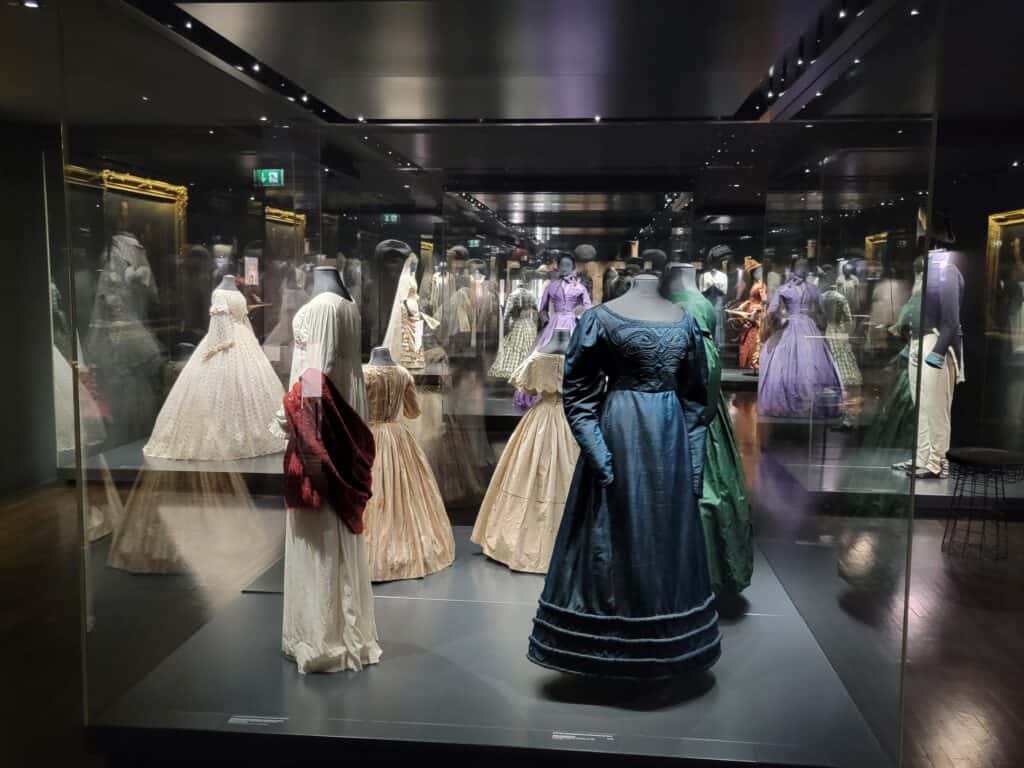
(180, 0, 828, 121)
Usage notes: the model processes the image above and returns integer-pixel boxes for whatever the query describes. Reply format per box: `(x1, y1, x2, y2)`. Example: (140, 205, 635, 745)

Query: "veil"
(381, 247, 418, 361)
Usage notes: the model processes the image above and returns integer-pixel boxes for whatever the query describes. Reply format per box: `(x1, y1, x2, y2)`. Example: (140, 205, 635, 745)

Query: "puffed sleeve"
(305, 303, 340, 377)
(401, 370, 421, 419)
(562, 309, 614, 486)
(677, 316, 711, 497)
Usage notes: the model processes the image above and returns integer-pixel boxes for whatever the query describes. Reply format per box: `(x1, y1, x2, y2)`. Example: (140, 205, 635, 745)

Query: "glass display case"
(45, 2, 951, 767)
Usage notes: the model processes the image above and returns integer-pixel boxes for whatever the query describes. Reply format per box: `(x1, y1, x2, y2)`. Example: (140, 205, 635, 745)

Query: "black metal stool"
(941, 448, 1024, 560)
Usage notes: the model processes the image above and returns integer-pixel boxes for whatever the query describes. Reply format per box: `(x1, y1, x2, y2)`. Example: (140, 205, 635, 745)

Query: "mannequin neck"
(312, 266, 351, 299)
(218, 275, 239, 291)
(664, 263, 698, 294)
(538, 329, 571, 355)
(626, 274, 662, 298)
(605, 274, 683, 322)
(369, 346, 396, 366)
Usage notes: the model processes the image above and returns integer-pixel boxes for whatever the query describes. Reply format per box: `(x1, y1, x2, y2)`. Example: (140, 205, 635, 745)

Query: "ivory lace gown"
(144, 288, 285, 460)
(472, 352, 579, 573)
(363, 364, 455, 581)
(280, 291, 381, 674)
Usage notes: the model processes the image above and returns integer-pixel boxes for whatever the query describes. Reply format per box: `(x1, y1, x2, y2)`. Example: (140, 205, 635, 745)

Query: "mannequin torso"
(368, 346, 396, 366)
(604, 274, 684, 322)
(217, 274, 239, 292)
(663, 263, 698, 296)
(312, 266, 353, 301)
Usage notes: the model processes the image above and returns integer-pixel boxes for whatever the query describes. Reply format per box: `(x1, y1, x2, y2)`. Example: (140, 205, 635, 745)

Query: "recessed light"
(184, 20, 192, 29)
(287, 97, 295, 102)
(251, 63, 260, 72)
(403, 184, 411, 189)
(208, 129, 214, 135)
(854, 58, 861, 64)
(22, 0, 40, 8)
(322, 109, 327, 114)
(767, 91, 774, 98)
(235, 65, 244, 72)
(910, 8, 920, 16)
(141, 95, 149, 102)
(732, 184, 741, 189)
(324, 167, 329, 172)
(815, 91, 823, 97)
(1014, 161, 1020, 168)
(594, 115, 602, 123)
(805, 124, 813, 128)
(838, 9, 847, 19)
(804, 168, 811, 174)
(797, 58, 804, 66)
(357, 115, 366, 123)
(249, 195, 255, 201)
(259, 116, 268, 122)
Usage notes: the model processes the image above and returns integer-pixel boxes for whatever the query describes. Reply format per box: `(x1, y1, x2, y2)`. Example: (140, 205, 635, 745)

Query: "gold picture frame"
(985, 208, 1024, 331)
(63, 165, 188, 257)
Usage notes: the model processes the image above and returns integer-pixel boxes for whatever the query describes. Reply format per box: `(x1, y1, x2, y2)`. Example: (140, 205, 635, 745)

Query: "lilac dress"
(516, 275, 591, 411)
(758, 276, 842, 418)
(535, 275, 591, 350)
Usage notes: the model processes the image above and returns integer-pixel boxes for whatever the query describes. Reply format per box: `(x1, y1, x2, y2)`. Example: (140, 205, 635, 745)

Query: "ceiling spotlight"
(805, 123, 813, 128)
(854, 58, 861, 64)
(897, 129, 904, 134)
(141, 95, 149, 102)
(301, 95, 309, 103)
(804, 168, 811, 174)
(356, 115, 367, 123)
(235, 65, 244, 72)
(363, 135, 368, 140)
(184, 20, 192, 29)
(251, 63, 260, 72)
(910, 8, 920, 15)
(838, 9, 847, 20)
(815, 91, 823, 97)
(287, 96, 295, 102)
(767, 90, 774, 99)
(259, 115, 268, 122)
(324, 167, 329, 172)
(403, 184, 411, 189)
(732, 184, 741, 189)
(22, 0, 40, 7)
(208, 129, 214, 135)
(322, 109, 327, 114)
(797, 58, 804, 66)
(1014, 161, 1020, 168)
(249, 195, 255, 201)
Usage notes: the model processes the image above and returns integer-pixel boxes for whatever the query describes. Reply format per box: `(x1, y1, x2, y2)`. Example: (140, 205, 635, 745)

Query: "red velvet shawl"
(283, 369, 375, 534)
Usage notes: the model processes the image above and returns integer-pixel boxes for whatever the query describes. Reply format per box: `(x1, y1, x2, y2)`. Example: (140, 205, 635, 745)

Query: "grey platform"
(95, 527, 891, 767)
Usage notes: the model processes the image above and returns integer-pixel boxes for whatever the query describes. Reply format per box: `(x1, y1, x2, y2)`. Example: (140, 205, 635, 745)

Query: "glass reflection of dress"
(263, 283, 309, 380)
(528, 306, 721, 678)
(758, 276, 842, 418)
(735, 280, 766, 369)
(472, 353, 579, 573)
(488, 287, 538, 379)
(821, 287, 862, 388)
(363, 364, 455, 581)
(144, 289, 286, 460)
(670, 290, 754, 595)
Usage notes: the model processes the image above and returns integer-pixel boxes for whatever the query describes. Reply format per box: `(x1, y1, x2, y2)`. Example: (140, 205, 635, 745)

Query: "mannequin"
(664, 262, 699, 295)
(368, 346, 396, 366)
(534, 253, 591, 350)
(312, 266, 352, 300)
(604, 274, 683, 322)
(218, 274, 239, 292)
(907, 250, 965, 479)
(538, 328, 571, 355)
(700, 248, 730, 347)
(837, 259, 862, 313)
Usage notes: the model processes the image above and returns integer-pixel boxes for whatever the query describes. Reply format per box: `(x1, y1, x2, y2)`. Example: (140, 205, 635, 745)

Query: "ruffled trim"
(527, 596, 721, 678)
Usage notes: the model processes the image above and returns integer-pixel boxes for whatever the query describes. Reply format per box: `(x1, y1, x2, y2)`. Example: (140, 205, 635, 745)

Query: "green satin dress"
(670, 289, 754, 593)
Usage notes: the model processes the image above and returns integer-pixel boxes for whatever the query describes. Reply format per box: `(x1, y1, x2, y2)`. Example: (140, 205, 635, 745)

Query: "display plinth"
(89, 528, 888, 768)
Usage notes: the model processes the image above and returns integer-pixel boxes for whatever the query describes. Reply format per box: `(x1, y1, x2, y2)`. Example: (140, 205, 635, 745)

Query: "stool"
(941, 447, 1024, 560)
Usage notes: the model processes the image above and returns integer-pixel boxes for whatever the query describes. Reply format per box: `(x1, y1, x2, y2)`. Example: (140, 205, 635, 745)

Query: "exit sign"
(467, 238, 480, 248)
(381, 213, 400, 224)
(253, 168, 285, 187)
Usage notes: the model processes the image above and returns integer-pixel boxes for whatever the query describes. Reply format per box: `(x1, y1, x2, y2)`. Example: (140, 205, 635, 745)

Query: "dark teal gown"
(670, 289, 754, 594)
(527, 305, 722, 678)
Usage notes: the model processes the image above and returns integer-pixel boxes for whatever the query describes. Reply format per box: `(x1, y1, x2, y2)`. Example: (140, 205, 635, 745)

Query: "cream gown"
(363, 363, 455, 581)
(471, 352, 578, 573)
(144, 288, 285, 460)
(280, 291, 381, 674)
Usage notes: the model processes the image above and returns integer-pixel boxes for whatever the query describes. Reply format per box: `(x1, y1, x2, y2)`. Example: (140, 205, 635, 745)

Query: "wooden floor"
(3, 477, 1024, 767)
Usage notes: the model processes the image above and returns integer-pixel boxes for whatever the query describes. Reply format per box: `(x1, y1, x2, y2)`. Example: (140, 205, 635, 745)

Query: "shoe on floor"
(906, 467, 942, 480)
(891, 460, 913, 471)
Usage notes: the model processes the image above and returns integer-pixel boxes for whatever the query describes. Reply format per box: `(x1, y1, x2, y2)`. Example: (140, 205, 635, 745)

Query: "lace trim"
(203, 341, 235, 360)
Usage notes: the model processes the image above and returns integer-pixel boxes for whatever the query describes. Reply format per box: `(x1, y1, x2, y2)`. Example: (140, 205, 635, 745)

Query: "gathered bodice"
(363, 364, 420, 424)
(770, 278, 820, 318)
(582, 305, 705, 393)
(510, 352, 565, 397)
(540, 276, 591, 317)
(209, 288, 249, 322)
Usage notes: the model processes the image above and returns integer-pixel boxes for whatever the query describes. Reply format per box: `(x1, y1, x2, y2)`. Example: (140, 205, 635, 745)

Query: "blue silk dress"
(527, 305, 722, 678)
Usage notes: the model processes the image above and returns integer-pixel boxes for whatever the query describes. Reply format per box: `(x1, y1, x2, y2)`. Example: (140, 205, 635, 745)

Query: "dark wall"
(0, 124, 60, 495)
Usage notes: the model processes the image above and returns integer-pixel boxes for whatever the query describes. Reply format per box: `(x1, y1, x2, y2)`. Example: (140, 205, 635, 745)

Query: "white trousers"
(908, 333, 957, 474)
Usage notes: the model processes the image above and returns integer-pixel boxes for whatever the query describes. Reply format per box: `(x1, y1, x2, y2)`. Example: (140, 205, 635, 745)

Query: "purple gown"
(535, 275, 591, 351)
(758, 276, 842, 418)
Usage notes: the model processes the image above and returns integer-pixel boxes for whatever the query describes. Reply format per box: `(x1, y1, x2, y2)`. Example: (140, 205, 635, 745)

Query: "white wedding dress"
(144, 288, 285, 460)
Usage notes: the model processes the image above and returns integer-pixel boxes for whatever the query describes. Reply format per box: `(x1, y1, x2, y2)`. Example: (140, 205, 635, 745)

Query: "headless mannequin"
(368, 346, 396, 366)
(604, 274, 683, 323)
(538, 328, 571, 355)
(312, 266, 353, 301)
(217, 274, 239, 292)
(664, 263, 699, 295)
